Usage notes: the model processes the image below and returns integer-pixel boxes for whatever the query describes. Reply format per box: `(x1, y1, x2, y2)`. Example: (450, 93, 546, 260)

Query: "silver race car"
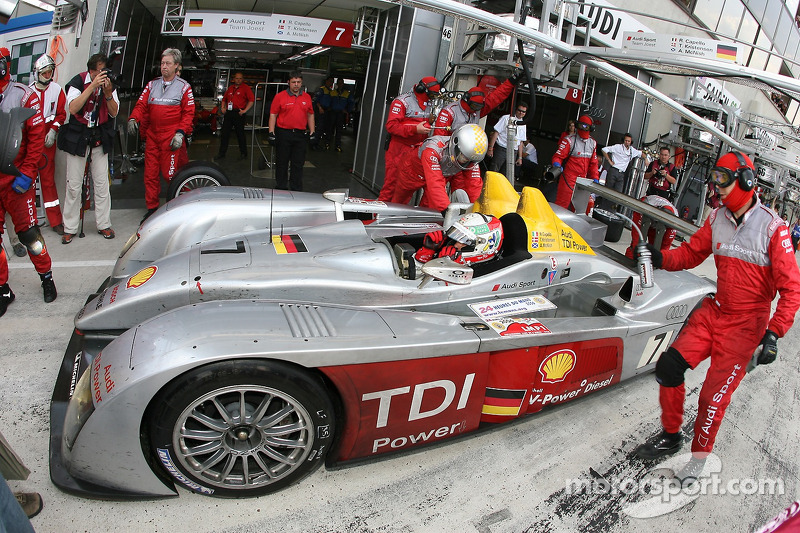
(50, 172, 715, 499)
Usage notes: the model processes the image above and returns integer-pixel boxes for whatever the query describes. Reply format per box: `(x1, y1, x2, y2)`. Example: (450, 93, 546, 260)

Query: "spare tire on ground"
(592, 208, 625, 243)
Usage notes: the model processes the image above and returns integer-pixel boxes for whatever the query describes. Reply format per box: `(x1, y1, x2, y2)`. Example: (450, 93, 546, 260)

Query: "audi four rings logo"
(666, 305, 688, 320)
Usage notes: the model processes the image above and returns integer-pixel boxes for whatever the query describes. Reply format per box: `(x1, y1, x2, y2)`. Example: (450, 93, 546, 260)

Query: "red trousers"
(659, 298, 766, 453)
(555, 172, 577, 211)
(379, 140, 416, 202)
(143, 131, 189, 209)
(38, 143, 63, 227)
(0, 176, 52, 284)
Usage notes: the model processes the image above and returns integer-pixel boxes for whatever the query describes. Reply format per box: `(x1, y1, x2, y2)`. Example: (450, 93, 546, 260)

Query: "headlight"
(119, 232, 139, 259)
(64, 367, 95, 450)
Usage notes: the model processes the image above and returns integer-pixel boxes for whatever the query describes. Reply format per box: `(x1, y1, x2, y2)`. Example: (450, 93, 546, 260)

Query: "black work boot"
(635, 430, 683, 460)
(40, 271, 57, 303)
(0, 283, 15, 317)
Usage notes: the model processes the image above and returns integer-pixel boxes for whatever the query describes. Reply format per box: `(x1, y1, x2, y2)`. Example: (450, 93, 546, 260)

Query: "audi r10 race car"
(50, 172, 716, 499)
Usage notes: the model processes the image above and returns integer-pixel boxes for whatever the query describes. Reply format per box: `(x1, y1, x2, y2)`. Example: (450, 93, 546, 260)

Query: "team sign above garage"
(182, 11, 355, 47)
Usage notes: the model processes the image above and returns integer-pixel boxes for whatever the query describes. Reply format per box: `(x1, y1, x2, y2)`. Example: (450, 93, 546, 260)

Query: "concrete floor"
(1, 138, 799, 531)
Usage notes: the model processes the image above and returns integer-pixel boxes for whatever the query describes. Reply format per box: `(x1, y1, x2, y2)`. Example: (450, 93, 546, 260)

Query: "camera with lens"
(101, 67, 122, 85)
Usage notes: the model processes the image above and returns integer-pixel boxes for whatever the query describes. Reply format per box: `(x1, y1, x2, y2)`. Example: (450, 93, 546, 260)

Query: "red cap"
(715, 151, 754, 173)
(578, 114, 593, 126)
(0, 47, 10, 61)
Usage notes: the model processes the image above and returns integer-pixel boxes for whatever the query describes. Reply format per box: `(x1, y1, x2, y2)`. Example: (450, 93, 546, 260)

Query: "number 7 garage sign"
(182, 11, 355, 47)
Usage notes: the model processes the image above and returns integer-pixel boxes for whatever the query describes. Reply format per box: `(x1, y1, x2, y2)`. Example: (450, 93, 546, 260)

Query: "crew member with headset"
(634, 151, 800, 487)
(377, 76, 441, 202)
(550, 114, 599, 210)
(0, 46, 56, 316)
(432, 74, 519, 137)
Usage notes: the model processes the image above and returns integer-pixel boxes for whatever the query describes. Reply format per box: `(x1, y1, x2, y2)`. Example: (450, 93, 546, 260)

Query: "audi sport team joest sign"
(182, 11, 354, 47)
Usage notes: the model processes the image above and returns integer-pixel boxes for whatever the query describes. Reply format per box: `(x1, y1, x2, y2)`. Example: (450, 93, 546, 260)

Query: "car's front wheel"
(147, 360, 335, 497)
(166, 161, 231, 200)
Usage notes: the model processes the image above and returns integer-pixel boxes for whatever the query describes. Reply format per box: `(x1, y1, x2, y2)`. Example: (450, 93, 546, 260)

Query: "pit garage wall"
(354, 6, 444, 193)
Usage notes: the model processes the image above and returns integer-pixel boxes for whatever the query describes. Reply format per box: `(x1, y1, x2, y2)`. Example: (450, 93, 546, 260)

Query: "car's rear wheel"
(166, 161, 231, 200)
(147, 360, 335, 497)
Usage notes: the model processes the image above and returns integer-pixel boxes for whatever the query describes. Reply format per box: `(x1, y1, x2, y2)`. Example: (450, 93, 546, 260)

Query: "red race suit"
(0, 82, 48, 284)
(624, 195, 677, 259)
(432, 80, 514, 136)
(659, 199, 800, 453)
(30, 80, 66, 227)
(379, 91, 433, 202)
(551, 133, 598, 210)
(393, 135, 481, 212)
(130, 76, 195, 209)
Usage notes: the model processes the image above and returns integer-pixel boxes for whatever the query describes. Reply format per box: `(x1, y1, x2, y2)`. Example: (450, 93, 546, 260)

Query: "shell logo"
(539, 349, 576, 383)
(126, 266, 157, 289)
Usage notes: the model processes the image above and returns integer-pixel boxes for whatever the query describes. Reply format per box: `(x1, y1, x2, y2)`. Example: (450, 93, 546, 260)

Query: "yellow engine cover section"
(472, 171, 594, 255)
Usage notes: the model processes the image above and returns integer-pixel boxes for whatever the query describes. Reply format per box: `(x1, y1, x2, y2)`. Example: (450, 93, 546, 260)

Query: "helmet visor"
(446, 222, 477, 247)
(576, 121, 592, 132)
(468, 100, 485, 112)
(709, 168, 735, 189)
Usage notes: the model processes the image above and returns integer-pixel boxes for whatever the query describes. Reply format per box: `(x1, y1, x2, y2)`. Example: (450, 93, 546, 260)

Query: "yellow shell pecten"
(540, 350, 575, 382)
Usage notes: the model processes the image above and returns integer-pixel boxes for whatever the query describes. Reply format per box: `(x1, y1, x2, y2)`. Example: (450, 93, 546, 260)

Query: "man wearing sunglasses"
(488, 104, 527, 175)
(432, 71, 520, 137)
(634, 151, 800, 487)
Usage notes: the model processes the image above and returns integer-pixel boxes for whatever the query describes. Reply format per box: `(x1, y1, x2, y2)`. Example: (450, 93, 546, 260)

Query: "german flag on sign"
(716, 44, 737, 61)
(189, 19, 203, 28)
(272, 234, 308, 254)
(482, 387, 526, 416)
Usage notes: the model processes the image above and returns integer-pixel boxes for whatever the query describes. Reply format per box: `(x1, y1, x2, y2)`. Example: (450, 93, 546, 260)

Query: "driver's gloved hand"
(422, 230, 444, 250)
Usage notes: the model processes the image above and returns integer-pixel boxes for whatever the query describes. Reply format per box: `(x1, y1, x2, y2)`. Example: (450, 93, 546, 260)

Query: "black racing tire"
(592, 208, 625, 243)
(147, 359, 336, 498)
(166, 161, 231, 201)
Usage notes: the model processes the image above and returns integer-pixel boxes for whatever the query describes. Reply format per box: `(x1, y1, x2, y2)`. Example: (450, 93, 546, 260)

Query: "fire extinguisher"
(586, 194, 595, 216)
(682, 206, 690, 220)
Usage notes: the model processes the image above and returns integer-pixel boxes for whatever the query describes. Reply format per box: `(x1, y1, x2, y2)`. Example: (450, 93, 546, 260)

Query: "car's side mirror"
(418, 257, 473, 288)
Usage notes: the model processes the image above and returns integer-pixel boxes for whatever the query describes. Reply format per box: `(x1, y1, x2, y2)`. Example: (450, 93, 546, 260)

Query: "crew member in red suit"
(432, 72, 519, 137)
(551, 114, 599, 211)
(0, 46, 56, 316)
(377, 76, 441, 202)
(624, 195, 677, 259)
(392, 124, 487, 212)
(215, 71, 254, 160)
(128, 48, 195, 222)
(634, 152, 800, 487)
(29, 54, 66, 234)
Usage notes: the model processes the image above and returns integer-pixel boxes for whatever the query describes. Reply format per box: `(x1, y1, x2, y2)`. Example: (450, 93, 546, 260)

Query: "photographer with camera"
(644, 146, 677, 200)
(58, 53, 119, 244)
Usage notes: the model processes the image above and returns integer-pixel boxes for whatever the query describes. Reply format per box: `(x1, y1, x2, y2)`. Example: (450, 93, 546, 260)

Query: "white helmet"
(33, 54, 55, 86)
(449, 124, 488, 170)
(446, 212, 503, 264)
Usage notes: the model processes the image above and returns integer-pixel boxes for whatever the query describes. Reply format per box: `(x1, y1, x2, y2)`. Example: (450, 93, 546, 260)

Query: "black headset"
(728, 151, 756, 191)
(462, 89, 485, 111)
(0, 57, 7, 79)
(414, 78, 440, 95)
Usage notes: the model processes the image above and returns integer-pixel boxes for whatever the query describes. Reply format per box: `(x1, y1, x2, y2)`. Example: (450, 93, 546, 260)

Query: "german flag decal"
(482, 387, 526, 416)
(272, 234, 308, 254)
(188, 19, 203, 28)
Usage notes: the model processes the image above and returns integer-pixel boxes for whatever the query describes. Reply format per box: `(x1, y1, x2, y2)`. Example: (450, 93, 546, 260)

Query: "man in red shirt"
(215, 72, 254, 161)
(268, 71, 316, 191)
(128, 49, 194, 222)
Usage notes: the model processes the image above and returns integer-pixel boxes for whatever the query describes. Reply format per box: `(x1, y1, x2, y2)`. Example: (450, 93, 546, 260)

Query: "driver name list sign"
(182, 11, 355, 47)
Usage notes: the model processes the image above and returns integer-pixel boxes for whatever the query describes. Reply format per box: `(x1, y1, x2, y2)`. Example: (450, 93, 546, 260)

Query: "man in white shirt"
(599, 132, 644, 210)
(488, 103, 527, 176)
(516, 139, 538, 183)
